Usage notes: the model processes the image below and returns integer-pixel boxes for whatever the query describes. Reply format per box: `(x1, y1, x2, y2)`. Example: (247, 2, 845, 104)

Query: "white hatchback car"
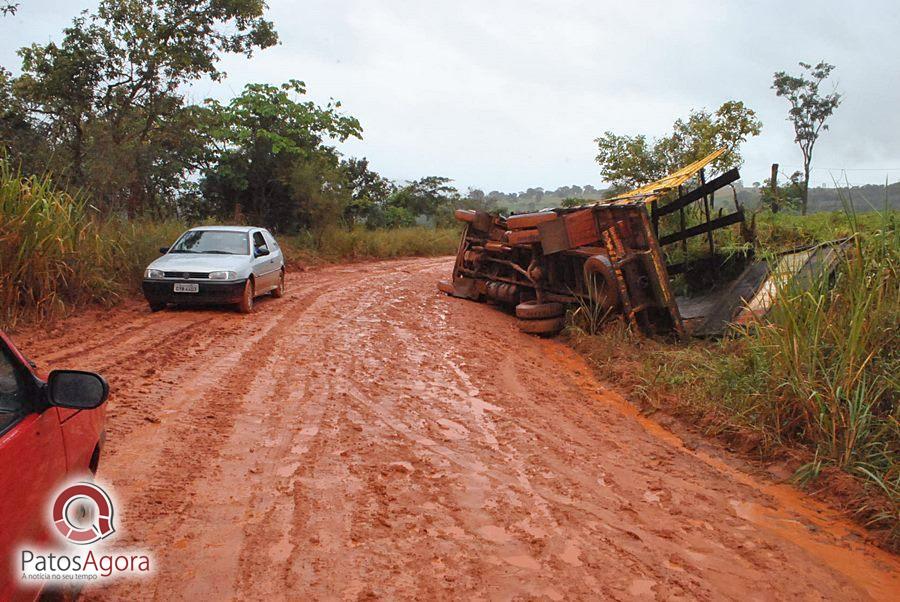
(142, 226, 285, 313)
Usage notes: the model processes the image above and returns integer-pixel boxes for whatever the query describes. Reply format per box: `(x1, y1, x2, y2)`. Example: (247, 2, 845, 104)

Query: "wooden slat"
(537, 218, 570, 254)
(564, 209, 601, 248)
(506, 211, 558, 230)
(506, 228, 540, 246)
(656, 168, 740, 217)
(658, 210, 744, 246)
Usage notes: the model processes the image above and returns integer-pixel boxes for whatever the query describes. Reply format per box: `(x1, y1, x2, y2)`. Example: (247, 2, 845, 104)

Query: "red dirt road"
(17, 257, 900, 600)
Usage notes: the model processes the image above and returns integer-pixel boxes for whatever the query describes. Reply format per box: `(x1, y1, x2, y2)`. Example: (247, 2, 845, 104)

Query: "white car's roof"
(187, 225, 262, 233)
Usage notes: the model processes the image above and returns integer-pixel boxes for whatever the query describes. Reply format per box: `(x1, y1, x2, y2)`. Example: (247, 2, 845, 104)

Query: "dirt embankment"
(17, 257, 900, 600)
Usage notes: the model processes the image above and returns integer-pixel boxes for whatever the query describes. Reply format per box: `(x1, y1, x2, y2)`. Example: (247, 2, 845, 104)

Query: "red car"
(0, 330, 108, 600)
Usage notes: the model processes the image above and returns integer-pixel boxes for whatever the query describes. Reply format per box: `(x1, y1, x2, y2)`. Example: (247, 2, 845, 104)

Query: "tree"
(760, 171, 803, 214)
(287, 154, 349, 239)
(595, 100, 762, 189)
(14, 17, 111, 185)
(385, 176, 459, 226)
(365, 176, 461, 228)
(9, 0, 278, 213)
(341, 157, 393, 227)
(772, 61, 842, 215)
(0, 68, 49, 175)
(198, 80, 362, 230)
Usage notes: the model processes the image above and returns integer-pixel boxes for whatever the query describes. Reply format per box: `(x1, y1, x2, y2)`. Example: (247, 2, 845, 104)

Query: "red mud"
(17, 257, 899, 600)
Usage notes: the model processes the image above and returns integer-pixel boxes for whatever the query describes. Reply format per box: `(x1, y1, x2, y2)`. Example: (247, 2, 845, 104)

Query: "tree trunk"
(801, 163, 811, 216)
(770, 163, 780, 214)
(70, 116, 85, 188)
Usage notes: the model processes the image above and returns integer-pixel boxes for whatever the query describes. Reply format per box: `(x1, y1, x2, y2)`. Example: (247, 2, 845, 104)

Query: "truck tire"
(517, 316, 565, 335)
(238, 279, 255, 313)
(515, 300, 564, 319)
(437, 280, 454, 294)
(454, 209, 476, 223)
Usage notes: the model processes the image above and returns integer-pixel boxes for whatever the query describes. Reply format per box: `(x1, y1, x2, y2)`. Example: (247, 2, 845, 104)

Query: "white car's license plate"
(173, 283, 199, 293)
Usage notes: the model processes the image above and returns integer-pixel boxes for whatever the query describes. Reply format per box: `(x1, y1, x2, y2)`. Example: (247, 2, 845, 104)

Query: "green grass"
(754, 210, 891, 248)
(568, 206, 900, 548)
(281, 226, 459, 264)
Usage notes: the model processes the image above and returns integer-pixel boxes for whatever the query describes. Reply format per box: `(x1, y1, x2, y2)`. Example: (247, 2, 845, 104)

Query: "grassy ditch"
(0, 163, 458, 329)
(282, 226, 459, 265)
(568, 208, 899, 548)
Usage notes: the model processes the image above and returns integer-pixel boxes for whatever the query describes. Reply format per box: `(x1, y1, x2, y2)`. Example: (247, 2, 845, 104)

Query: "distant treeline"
(468, 181, 900, 215)
(738, 181, 900, 213)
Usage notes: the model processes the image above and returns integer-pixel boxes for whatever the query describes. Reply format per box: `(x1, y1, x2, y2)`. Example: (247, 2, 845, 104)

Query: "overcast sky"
(2, 0, 899, 192)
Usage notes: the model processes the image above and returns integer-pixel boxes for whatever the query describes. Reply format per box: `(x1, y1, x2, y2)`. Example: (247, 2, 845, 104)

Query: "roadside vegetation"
(284, 227, 459, 265)
(0, 161, 181, 327)
(0, 159, 457, 329)
(568, 206, 899, 548)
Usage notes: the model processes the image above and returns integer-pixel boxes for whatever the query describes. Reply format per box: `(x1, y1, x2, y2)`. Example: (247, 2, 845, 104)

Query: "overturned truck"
(438, 149, 844, 337)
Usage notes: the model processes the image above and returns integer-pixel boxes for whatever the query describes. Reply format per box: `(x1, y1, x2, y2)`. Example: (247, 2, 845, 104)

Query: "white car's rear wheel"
(272, 269, 286, 298)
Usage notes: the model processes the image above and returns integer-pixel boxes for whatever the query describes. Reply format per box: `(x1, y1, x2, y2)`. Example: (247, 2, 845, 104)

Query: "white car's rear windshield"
(170, 231, 249, 255)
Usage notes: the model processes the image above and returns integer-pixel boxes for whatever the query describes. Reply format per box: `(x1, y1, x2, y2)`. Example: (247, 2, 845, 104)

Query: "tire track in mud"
(16, 257, 900, 601)
(324, 286, 611, 598)
(241, 261, 449, 600)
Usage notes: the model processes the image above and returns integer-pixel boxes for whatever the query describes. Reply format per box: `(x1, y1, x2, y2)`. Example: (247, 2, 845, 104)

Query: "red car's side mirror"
(47, 370, 109, 410)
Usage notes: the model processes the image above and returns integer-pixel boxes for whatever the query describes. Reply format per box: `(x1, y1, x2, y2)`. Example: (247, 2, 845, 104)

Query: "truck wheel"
(454, 209, 477, 223)
(272, 270, 286, 298)
(148, 301, 166, 312)
(437, 280, 454, 294)
(517, 316, 565, 335)
(515, 300, 564, 319)
(238, 279, 255, 313)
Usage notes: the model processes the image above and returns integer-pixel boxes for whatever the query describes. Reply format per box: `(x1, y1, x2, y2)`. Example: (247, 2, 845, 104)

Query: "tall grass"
(750, 226, 898, 472)
(0, 161, 186, 327)
(745, 208, 899, 537)
(282, 226, 459, 263)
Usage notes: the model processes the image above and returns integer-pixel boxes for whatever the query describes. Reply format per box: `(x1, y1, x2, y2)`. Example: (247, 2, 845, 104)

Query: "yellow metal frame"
(603, 148, 726, 205)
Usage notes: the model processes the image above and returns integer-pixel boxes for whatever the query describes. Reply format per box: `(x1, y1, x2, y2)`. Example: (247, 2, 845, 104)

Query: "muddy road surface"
(18, 257, 899, 600)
